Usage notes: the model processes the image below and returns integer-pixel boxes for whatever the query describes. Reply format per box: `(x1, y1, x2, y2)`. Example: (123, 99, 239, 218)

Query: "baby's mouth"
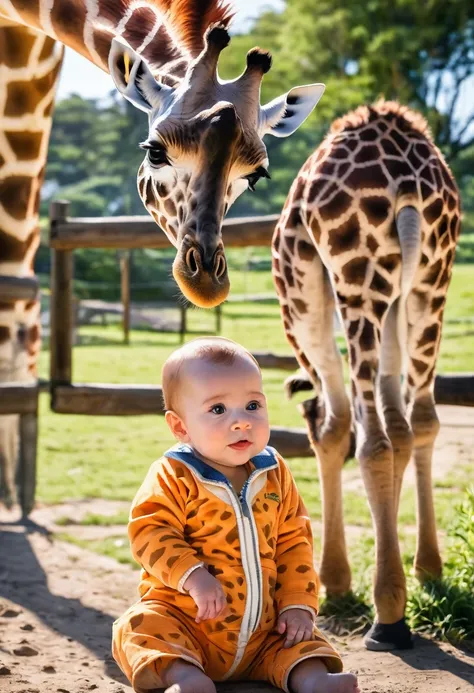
(229, 439, 252, 450)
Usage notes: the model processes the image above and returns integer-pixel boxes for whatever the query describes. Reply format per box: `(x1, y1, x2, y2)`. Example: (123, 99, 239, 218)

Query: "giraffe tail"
(284, 369, 320, 399)
(395, 204, 422, 359)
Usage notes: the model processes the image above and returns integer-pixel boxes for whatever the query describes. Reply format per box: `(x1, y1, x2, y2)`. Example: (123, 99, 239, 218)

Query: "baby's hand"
(276, 608, 314, 648)
(183, 567, 227, 623)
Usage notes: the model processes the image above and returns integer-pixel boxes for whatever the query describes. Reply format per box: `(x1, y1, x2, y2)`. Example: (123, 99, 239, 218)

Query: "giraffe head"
(109, 26, 324, 307)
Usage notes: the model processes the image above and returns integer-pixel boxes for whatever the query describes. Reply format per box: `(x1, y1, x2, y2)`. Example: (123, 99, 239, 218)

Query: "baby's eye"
(247, 401, 261, 411)
(210, 404, 226, 415)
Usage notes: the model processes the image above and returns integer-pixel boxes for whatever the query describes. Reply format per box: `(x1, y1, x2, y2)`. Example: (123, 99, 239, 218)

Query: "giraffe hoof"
(364, 618, 413, 651)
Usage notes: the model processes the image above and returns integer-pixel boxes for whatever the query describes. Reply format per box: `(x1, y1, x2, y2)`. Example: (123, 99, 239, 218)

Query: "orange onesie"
(112, 445, 342, 692)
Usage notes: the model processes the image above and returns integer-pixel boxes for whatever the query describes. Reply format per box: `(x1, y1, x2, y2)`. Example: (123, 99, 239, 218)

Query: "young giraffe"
(0, 1, 325, 509)
(272, 100, 460, 651)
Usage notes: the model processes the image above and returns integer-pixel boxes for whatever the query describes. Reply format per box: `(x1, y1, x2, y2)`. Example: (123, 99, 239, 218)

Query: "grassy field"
(34, 262, 474, 642)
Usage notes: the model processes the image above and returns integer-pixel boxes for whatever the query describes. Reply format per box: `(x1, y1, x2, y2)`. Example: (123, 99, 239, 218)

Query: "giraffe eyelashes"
(244, 166, 271, 192)
(140, 141, 170, 168)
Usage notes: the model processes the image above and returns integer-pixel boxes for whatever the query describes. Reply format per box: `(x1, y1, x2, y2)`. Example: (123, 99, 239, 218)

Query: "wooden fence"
(1, 200, 473, 515)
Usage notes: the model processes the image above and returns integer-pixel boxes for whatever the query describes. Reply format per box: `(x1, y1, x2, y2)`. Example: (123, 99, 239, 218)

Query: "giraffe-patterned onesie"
(112, 445, 342, 692)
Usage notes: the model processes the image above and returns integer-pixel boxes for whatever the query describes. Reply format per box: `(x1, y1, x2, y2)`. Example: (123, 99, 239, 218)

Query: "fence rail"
(2, 200, 473, 517)
(50, 210, 280, 250)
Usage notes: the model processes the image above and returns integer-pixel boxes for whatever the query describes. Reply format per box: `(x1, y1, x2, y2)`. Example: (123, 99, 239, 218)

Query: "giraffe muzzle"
(173, 240, 229, 307)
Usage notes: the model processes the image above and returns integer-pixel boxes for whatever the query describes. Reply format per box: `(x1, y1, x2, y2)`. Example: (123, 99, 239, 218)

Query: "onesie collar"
(164, 443, 278, 485)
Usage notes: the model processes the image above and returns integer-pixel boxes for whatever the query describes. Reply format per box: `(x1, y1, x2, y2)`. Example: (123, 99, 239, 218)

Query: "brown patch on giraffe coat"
(309, 216, 321, 243)
(412, 359, 429, 374)
(355, 144, 380, 163)
(431, 296, 444, 312)
(51, 0, 86, 50)
(345, 164, 389, 190)
(423, 259, 442, 285)
(0, 227, 37, 263)
(341, 257, 368, 285)
(361, 196, 391, 227)
(307, 177, 330, 203)
(283, 264, 295, 288)
(292, 299, 308, 315)
(417, 324, 440, 348)
(274, 276, 287, 300)
(384, 158, 412, 180)
(366, 234, 379, 253)
(391, 130, 409, 151)
(143, 177, 154, 204)
(360, 320, 376, 351)
(5, 65, 62, 117)
(5, 130, 43, 161)
(288, 206, 303, 229)
(0, 26, 38, 69)
(298, 239, 316, 262)
(378, 254, 401, 273)
(93, 28, 113, 66)
(370, 271, 393, 296)
(420, 182, 433, 200)
(381, 138, 399, 156)
(359, 128, 379, 142)
(372, 300, 388, 322)
(357, 361, 372, 380)
(123, 7, 158, 46)
(319, 189, 352, 221)
(328, 213, 360, 255)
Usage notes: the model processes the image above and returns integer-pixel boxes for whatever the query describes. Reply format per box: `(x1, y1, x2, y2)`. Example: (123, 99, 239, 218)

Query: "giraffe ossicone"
(109, 24, 325, 307)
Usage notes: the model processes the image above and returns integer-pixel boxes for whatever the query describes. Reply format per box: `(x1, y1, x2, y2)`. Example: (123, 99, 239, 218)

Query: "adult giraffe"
(0, 0, 325, 508)
(272, 100, 460, 651)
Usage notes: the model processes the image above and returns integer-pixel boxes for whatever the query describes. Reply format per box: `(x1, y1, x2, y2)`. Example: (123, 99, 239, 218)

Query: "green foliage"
(41, 2, 474, 238)
(406, 488, 474, 646)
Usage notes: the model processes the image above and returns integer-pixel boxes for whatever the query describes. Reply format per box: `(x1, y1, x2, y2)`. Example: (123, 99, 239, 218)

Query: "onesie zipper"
(164, 447, 279, 679)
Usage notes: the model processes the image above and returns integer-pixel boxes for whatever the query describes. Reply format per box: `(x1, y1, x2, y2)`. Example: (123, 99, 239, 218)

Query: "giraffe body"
(272, 100, 460, 649)
(0, 0, 325, 510)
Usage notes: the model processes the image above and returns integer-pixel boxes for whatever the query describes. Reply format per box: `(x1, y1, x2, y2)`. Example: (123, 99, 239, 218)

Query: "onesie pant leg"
(112, 600, 205, 693)
(243, 625, 343, 693)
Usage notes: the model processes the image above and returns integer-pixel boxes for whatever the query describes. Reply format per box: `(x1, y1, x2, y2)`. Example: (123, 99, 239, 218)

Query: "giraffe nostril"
(214, 253, 227, 280)
(185, 247, 200, 275)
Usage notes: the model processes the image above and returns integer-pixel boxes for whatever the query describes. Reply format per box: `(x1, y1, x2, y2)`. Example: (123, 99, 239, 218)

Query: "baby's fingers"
(285, 624, 306, 649)
(195, 598, 212, 623)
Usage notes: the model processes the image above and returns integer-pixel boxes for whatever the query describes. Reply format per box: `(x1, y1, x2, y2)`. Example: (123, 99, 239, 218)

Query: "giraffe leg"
(273, 226, 352, 595)
(378, 300, 414, 518)
(337, 306, 410, 650)
(404, 293, 445, 582)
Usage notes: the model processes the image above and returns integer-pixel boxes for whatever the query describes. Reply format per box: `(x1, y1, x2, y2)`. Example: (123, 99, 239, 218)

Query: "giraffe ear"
(109, 38, 173, 113)
(261, 84, 325, 137)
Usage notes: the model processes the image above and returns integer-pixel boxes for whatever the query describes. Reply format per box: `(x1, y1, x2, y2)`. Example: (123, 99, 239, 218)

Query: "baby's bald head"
(161, 337, 260, 413)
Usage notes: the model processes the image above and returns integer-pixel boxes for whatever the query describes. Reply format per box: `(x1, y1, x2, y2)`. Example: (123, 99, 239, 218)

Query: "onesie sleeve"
(128, 457, 204, 592)
(274, 455, 320, 616)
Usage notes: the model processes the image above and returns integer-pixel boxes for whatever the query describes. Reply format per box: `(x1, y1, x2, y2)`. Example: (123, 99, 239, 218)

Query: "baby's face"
(175, 355, 270, 468)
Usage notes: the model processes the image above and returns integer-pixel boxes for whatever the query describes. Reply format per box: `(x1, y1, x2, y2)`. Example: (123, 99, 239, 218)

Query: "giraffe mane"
(164, 0, 235, 57)
(330, 99, 433, 141)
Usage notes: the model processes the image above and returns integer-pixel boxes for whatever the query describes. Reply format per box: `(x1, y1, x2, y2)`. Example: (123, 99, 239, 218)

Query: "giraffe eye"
(140, 141, 170, 168)
(147, 147, 169, 168)
(244, 166, 271, 192)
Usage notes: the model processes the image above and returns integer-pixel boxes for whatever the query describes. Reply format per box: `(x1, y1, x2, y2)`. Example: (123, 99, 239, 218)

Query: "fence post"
(18, 406, 39, 517)
(180, 305, 187, 343)
(215, 305, 222, 334)
(50, 201, 73, 387)
(120, 251, 131, 344)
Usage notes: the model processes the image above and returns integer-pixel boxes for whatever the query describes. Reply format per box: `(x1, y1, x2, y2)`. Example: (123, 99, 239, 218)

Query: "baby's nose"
(231, 418, 252, 431)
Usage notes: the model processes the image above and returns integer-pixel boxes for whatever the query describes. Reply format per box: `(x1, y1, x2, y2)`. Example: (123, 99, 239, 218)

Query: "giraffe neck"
(0, 24, 63, 378)
(0, 0, 233, 74)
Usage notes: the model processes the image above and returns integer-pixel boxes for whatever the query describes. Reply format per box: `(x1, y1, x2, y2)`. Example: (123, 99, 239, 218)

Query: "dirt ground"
(0, 405, 473, 693)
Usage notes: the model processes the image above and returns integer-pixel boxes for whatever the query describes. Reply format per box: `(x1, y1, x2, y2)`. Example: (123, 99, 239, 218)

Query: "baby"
(113, 337, 359, 693)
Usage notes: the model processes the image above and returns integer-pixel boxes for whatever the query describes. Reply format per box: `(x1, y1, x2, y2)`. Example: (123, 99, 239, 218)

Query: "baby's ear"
(165, 410, 189, 442)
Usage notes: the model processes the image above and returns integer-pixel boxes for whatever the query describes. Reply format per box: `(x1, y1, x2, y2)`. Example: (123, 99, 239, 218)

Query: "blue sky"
(56, 0, 283, 100)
